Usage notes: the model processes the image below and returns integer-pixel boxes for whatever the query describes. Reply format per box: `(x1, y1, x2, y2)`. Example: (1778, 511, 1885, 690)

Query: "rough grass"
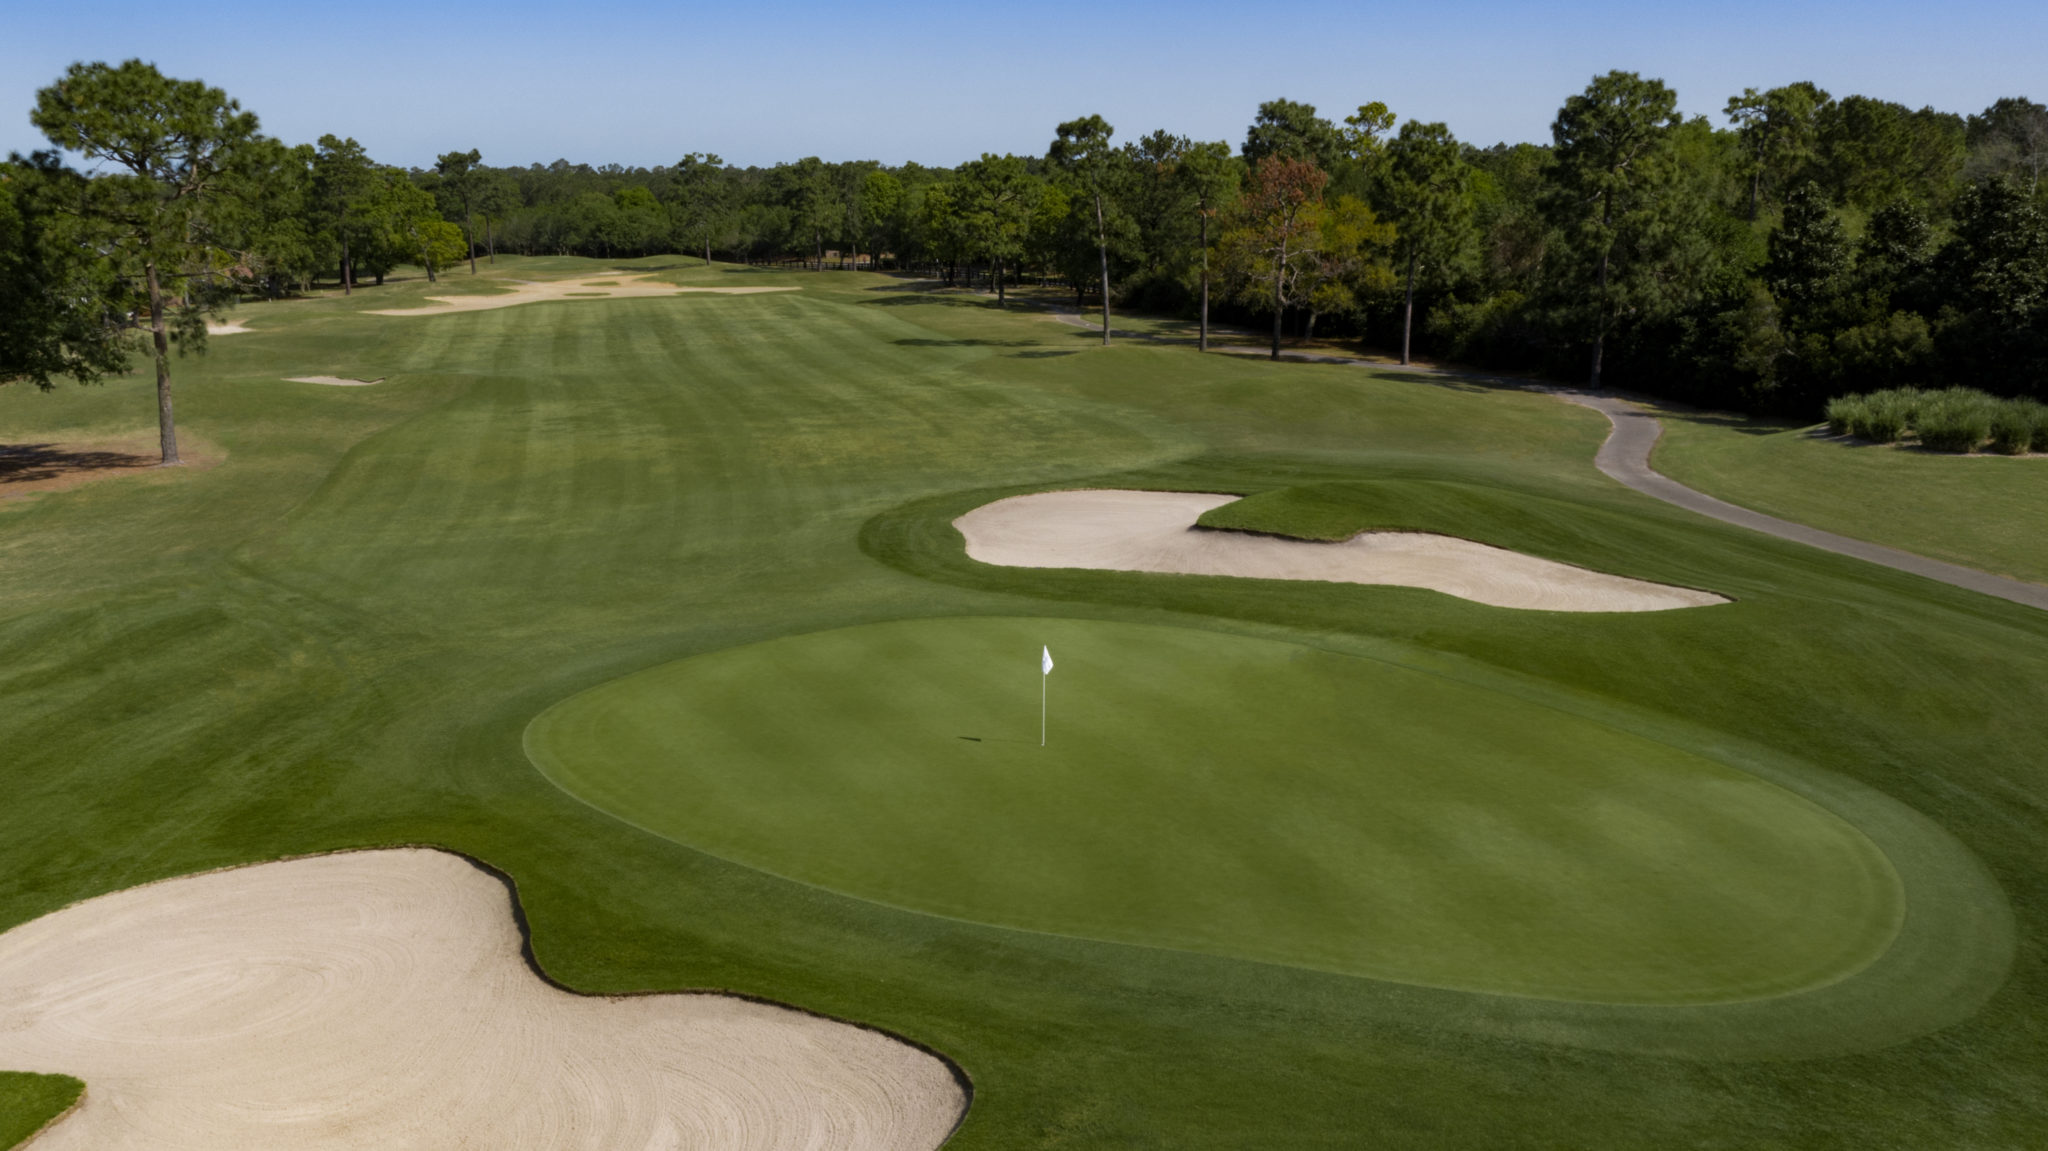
(1654, 405, 2048, 584)
(2, 259, 2046, 1148)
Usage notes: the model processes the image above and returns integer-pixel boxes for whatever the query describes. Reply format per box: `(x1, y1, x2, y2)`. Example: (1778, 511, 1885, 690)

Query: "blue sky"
(6, 1, 2043, 170)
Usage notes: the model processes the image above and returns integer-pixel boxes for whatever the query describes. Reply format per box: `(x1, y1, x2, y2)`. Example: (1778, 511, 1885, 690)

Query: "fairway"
(529, 615, 1900, 1004)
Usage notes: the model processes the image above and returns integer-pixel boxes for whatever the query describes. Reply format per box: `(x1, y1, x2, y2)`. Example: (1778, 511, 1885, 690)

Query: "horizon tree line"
(4, 58, 2045, 466)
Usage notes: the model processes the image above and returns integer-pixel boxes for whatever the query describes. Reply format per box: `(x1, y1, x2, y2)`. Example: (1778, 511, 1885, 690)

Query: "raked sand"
(367, 273, 797, 316)
(955, 489, 1726, 612)
(0, 849, 966, 1151)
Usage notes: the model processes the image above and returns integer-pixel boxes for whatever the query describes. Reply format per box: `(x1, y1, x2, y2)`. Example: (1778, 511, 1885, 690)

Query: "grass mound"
(0, 1073, 82, 1148)
(528, 615, 1905, 1005)
(1187, 477, 1697, 587)
(1195, 477, 1599, 543)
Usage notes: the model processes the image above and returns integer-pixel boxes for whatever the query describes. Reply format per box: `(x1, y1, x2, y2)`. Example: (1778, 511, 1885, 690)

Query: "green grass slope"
(530, 615, 1906, 1004)
(0, 1076, 80, 1149)
(1652, 407, 2048, 584)
(0, 260, 2043, 1147)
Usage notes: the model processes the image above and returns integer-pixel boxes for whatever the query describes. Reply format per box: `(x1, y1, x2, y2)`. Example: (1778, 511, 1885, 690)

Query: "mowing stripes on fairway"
(528, 616, 1905, 1005)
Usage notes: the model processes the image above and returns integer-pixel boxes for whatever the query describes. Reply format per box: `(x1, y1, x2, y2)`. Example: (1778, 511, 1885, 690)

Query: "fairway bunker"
(365, 272, 798, 316)
(284, 375, 384, 387)
(0, 849, 966, 1151)
(954, 489, 1726, 611)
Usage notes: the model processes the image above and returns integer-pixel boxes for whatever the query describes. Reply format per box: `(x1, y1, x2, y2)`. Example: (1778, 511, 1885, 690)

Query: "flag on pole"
(1040, 646, 1053, 746)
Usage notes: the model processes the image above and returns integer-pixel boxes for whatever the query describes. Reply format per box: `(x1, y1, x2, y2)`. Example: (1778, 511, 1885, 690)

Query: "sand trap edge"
(284, 376, 384, 387)
(1184, 520, 1736, 605)
(4, 844, 974, 1147)
(954, 487, 1731, 612)
(11, 1088, 87, 1151)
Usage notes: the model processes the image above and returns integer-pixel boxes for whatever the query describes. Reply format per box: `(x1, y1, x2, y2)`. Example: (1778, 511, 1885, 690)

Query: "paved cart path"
(1560, 390, 2048, 612)
(1038, 301, 2048, 611)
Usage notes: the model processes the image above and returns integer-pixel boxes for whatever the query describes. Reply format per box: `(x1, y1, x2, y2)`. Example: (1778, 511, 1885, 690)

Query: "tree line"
(4, 60, 2045, 466)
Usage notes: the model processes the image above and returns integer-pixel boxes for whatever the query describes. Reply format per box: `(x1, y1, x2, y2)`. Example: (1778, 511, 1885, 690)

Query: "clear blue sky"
(6, 0, 2043, 170)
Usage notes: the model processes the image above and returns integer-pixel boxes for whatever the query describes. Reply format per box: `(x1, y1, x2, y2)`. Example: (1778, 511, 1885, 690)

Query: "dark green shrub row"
(1825, 388, 2048, 453)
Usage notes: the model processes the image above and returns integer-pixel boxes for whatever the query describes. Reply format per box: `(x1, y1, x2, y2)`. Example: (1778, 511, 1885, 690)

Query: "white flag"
(1042, 646, 1054, 675)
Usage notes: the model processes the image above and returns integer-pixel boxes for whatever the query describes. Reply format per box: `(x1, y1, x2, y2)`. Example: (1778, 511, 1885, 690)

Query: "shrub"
(1824, 395, 1863, 437)
(1871, 386, 1923, 424)
(1982, 398, 2048, 454)
(1914, 388, 1995, 452)
(1849, 388, 1919, 443)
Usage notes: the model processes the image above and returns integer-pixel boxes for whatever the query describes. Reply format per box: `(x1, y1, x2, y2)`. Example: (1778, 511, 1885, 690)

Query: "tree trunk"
(144, 261, 180, 466)
(1401, 247, 1417, 365)
(1093, 192, 1111, 346)
(488, 218, 496, 263)
(1591, 245, 1610, 390)
(1198, 209, 1210, 353)
(342, 234, 354, 296)
(1271, 262, 1284, 360)
(1306, 310, 1319, 342)
(467, 208, 478, 274)
(704, 236, 711, 266)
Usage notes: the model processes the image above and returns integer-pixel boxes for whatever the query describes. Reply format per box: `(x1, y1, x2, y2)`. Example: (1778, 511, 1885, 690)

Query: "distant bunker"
(953, 489, 1727, 612)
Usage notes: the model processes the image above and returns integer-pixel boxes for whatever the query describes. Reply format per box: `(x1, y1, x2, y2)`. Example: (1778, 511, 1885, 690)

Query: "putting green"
(527, 616, 1904, 1004)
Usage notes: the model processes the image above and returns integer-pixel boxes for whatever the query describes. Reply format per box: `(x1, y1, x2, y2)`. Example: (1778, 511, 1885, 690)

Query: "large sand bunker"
(955, 489, 1726, 612)
(284, 375, 384, 387)
(0, 849, 966, 1150)
(367, 273, 798, 316)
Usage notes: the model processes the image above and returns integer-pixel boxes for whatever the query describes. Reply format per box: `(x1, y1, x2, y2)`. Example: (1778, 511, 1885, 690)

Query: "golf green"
(527, 615, 1903, 1004)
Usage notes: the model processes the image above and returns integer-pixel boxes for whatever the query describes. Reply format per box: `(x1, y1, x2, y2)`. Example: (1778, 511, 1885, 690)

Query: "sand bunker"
(955, 489, 1726, 612)
(367, 273, 797, 316)
(0, 849, 966, 1151)
(204, 320, 252, 335)
(285, 375, 384, 387)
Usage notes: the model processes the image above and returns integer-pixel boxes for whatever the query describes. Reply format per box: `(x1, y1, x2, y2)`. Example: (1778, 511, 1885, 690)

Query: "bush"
(1988, 403, 2031, 454)
(1824, 395, 1863, 436)
(1914, 388, 1995, 452)
(1849, 388, 1920, 443)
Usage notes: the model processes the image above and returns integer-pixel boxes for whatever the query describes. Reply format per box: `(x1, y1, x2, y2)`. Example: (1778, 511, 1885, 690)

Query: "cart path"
(1036, 301, 2048, 611)
(1560, 390, 2048, 612)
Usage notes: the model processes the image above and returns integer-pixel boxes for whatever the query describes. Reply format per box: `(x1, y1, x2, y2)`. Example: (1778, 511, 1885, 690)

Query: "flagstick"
(1040, 670, 1046, 747)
